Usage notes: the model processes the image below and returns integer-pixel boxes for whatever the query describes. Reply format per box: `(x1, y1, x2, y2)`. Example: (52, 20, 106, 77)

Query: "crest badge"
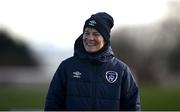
(105, 71, 118, 83)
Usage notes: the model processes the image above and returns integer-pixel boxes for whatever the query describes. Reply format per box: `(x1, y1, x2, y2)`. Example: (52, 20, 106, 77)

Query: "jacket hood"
(74, 34, 114, 63)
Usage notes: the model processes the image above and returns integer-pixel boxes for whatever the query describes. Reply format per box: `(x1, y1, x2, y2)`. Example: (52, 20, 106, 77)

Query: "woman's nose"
(87, 34, 94, 40)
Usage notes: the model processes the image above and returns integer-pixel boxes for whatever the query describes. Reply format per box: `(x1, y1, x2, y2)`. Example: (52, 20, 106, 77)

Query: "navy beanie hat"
(83, 12, 114, 42)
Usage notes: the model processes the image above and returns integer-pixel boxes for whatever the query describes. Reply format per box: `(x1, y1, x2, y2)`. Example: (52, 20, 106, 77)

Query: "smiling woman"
(83, 27, 105, 53)
(44, 12, 141, 111)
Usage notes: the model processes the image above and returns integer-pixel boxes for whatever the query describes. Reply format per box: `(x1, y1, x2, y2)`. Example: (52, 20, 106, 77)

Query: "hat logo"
(88, 20, 96, 26)
(105, 71, 118, 83)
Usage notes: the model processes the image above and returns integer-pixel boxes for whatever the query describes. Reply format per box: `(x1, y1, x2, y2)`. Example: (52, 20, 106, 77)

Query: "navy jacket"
(45, 35, 141, 111)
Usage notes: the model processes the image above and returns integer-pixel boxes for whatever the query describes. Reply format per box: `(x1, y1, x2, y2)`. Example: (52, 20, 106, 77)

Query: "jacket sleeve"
(44, 62, 66, 111)
(120, 66, 141, 111)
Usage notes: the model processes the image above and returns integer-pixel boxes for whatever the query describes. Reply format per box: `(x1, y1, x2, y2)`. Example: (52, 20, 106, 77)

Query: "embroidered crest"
(105, 71, 118, 83)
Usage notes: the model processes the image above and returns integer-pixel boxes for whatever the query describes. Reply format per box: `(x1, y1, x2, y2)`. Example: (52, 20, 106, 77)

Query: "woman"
(45, 12, 141, 111)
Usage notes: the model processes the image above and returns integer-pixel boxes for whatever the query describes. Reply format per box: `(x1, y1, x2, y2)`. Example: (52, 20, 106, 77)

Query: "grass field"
(140, 86, 180, 110)
(0, 85, 180, 110)
(0, 85, 48, 111)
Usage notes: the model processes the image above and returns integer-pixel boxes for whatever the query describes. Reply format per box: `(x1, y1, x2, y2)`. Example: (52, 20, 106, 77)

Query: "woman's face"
(83, 27, 105, 53)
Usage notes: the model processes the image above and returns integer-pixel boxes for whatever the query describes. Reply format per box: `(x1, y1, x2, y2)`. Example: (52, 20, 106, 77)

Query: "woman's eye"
(84, 32, 89, 35)
(94, 33, 100, 36)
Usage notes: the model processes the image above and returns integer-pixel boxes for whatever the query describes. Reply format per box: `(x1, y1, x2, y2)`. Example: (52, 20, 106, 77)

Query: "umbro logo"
(73, 71, 82, 78)
(88, 20, 96, 26)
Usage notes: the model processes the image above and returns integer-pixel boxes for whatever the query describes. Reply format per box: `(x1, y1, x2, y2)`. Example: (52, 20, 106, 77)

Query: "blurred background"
(0, 0, 180, 110)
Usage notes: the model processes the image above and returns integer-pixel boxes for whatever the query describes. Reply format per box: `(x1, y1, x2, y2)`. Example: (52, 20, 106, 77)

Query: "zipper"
(91, 62, 97, 110)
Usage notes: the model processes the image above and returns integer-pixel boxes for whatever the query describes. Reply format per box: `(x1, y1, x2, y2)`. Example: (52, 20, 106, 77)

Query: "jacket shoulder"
(58, 56, 77, 68)
(60, 56, 74, 63)
(112, 57, 128, 71)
